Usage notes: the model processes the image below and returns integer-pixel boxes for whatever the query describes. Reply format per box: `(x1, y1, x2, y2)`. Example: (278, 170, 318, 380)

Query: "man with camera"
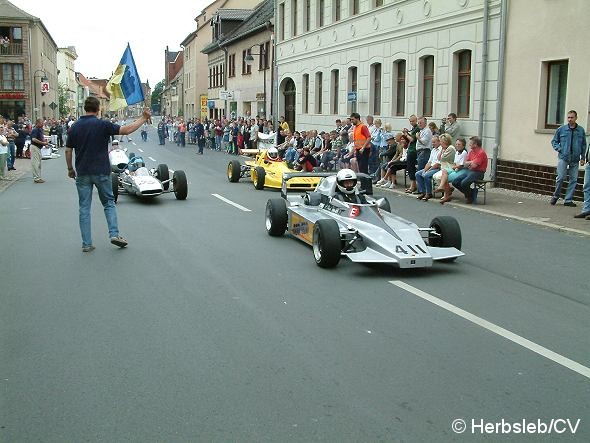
(440, 113, 461, 142)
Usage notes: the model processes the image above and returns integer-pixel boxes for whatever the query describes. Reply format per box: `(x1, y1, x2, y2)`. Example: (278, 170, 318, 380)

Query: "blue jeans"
(75, 174, 119, 247)
(158, 132, 166, 145)
(452, 170, 484, 200)
(582, 163, 590, 214)
(553, 158, 579, 202)
(417, 149, 430, 171)
(7, 141, 15, 168)
(416, 167, 440, 194)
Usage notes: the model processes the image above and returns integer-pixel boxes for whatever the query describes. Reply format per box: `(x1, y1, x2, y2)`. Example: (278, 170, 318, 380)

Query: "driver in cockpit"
(334, 168, 367, 204)
(265, 147, 282, 163)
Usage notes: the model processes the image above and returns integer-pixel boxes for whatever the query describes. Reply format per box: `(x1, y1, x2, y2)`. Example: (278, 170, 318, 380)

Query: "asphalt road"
(1, 127, 589, 442)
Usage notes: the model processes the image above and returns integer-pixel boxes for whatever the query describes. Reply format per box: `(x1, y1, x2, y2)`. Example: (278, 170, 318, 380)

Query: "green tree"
(151, 79, 165, 114)
(58, 83, 69, 117)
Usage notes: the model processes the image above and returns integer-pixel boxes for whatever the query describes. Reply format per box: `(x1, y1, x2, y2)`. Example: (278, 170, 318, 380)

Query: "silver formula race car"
(109, 148, 188, 202)
(264, 172, 464, 269)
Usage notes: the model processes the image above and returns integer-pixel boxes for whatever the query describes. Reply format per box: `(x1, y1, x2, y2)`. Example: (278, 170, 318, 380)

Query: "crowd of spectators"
(155, 111, 490, 203)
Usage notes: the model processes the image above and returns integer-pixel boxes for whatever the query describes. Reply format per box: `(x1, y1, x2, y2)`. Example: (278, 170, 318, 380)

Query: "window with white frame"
(317, 0, 325, 27)
(333, 0, 342, 22)
(303, 73, 309, 114)
(370, 63, 381, 116)
(315, 71, 323, 114)
(347, 66, 357, 114)
(392, 59, 406, 116)
(331, 69, 339, 115)
(456, 50, 471, 118)
(544, 60, 568, 129)
(292, 0, 298, 37)
(420, 55, 434, 117)
(279, 2, 285, 41)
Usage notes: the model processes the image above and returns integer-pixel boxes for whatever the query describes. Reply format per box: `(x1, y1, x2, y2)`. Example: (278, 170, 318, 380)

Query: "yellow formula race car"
(227, 149, 321, 191)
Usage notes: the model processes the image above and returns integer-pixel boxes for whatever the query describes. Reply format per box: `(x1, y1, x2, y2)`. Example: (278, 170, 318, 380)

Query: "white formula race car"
(109, 147, 188, 202)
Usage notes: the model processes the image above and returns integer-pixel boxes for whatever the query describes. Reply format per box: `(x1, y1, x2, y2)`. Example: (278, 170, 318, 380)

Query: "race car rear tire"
(111, 172, 119, 203)
(429, 216, 462, 260)
(265, 199, 287, 236)
(173, 170, 188, 200)
(253, 166, 266, 190)
(313, 219, 341, 268)
(228, 160, 241, 183)
(157, 164, 170, 190)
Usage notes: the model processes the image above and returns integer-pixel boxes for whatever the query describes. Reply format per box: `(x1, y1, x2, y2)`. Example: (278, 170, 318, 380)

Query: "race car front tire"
(313, 219, 342, 268)
(173, 170, 188, 200)
(111, 173, 119, 203)
(429, 216, 462, 260)
(157, 164, 170, 190)
(228, 160, 241, 182)
(265, 199, 287, 236)
(253, 166, 266, 190)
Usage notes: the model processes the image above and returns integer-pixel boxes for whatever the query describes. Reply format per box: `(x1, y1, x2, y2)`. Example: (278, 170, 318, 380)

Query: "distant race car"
(109, 147, 188, 202)
(264, 171, 464, 269)
(227, 148, 321, 191)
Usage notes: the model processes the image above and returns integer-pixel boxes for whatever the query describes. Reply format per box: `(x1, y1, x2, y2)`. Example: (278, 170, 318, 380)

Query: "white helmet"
(336, 168, 358, 194)
(267, 147, 279, 160)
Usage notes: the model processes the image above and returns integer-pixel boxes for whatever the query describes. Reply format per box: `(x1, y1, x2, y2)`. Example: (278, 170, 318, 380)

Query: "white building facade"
(495, 0, 589, 198)
(276, 0, 502, 150)
(57, 46, 77, 117)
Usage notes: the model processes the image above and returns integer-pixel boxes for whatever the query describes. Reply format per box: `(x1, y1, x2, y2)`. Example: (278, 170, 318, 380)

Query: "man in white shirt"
(415, 135, 442, 200)
(416, 116, 433, 171)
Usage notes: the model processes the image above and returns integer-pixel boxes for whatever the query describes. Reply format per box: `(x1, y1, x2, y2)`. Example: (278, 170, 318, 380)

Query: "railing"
(0, 42, 23, 56)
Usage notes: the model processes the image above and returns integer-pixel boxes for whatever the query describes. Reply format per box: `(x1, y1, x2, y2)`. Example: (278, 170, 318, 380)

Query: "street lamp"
(32, 69, 48, 120)
(244, 43, 267, 119)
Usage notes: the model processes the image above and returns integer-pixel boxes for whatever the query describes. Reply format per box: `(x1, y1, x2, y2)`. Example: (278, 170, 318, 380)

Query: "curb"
(381, 187, 590, 238)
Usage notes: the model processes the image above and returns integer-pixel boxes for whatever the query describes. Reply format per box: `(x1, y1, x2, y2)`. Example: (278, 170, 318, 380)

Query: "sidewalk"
(380, 182, 590, 238)
(0, 157, 29, 192)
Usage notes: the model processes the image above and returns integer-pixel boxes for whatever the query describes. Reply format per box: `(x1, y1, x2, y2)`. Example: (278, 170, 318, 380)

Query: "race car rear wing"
(281, 172, 333, 198)
(281, 172, 373, 198)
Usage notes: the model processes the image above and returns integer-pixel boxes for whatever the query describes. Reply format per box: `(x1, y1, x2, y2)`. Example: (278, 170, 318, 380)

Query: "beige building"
(181, 0, 261, 120)
(496, 0, 589, 198)
(181, 31, 197, 119)
(57, 46, 77, 117)
(0, 0, 59, 120)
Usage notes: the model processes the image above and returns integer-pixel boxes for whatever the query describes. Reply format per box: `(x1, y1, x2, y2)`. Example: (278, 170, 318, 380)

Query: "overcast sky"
(11, 0, 210, 86)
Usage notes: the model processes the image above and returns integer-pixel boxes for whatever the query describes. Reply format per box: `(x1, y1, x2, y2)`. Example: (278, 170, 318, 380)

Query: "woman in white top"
(438, 137, 468, 203)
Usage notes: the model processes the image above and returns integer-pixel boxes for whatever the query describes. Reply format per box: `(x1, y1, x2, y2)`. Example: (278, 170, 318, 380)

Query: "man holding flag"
(65, 45, 151, 252)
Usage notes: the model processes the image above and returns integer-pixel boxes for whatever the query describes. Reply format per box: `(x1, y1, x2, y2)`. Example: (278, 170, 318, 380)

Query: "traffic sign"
(49, 102, 57, 110)
(40, 81, 49, 95)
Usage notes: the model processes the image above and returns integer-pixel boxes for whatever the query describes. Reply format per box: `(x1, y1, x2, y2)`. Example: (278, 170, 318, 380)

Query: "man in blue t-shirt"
(65, 97, 151, 252)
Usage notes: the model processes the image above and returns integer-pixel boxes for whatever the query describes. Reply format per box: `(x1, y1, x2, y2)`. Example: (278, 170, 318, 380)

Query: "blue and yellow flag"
(106, 44, 145, 111)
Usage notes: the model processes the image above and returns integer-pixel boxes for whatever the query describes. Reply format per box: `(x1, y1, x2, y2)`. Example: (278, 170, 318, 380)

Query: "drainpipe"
(492, 0, 508, 183)
(478, 0, 489, 139)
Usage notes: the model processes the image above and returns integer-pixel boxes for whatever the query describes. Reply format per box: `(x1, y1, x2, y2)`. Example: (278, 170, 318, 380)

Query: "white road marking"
(138, 148, 144, 153)
(211, 194, 251, 212)
(148, 156, 156, 162)
(132, 142, 137, 146)
(390, 280, 590, 380)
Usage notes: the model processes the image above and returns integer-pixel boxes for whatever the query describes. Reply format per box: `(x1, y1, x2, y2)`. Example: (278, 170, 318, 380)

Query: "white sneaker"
(376, 179, 386, 186)
(384, 182, 394, 189)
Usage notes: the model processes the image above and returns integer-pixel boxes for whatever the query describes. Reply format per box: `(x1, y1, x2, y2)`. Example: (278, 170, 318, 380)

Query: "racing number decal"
(396, 246, 408, 254)
(349, 206, 361, 217)
(395, 245, 427, 255)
